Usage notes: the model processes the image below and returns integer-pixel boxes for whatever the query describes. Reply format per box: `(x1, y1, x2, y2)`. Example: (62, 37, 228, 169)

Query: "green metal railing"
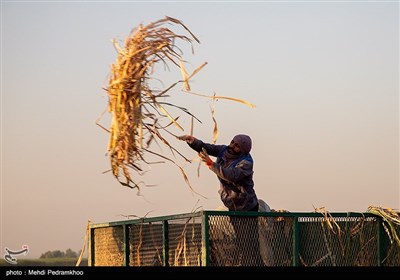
(88, 211, 399, 267)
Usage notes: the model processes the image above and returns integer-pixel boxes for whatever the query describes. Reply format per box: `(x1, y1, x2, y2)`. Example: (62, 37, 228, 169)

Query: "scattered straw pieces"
(100, 16, 204, 191)
(98, 16, 256, 195)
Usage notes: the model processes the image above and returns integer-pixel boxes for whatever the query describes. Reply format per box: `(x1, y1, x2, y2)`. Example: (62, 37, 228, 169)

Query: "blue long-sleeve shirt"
(188, 138, 258, 211)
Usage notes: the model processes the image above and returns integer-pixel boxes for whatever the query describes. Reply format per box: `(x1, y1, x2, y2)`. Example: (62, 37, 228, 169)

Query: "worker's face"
(227, 139, 241, 155)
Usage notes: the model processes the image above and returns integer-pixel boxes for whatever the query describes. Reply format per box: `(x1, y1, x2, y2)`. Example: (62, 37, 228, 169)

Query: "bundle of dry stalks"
(96, 16, 205, 191)
(97, 16, 255, 193)
(367, 206, 400, 248)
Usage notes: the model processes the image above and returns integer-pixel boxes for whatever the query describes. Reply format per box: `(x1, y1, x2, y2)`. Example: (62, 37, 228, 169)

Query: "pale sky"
(1, 0, 399, 259)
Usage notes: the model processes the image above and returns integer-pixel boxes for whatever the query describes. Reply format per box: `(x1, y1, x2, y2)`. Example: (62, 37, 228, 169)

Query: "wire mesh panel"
(208, 215, 294, 266)
(298, 217, 378, 266)
(92, 226, 125, 266)
(208, 215, 237, 266)
(129, 222, 163, 266)
(167, 216, 203, 266)
(259, 216, 294, 266)
(381, 220, 400, 267)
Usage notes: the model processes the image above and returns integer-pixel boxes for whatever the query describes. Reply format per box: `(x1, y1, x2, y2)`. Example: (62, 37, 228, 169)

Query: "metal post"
(377, 217, 386, 266)
(201, 212, 210, 267)
(162, 220, 169, 266)
(293, 217, 300, 266)
(123, 224, 130, 266)
(88, 228, 94, 266)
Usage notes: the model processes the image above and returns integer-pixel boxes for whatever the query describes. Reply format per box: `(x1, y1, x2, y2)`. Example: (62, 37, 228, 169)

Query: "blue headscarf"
(220, 134, 252, 167)
(232, 134, 252, 155)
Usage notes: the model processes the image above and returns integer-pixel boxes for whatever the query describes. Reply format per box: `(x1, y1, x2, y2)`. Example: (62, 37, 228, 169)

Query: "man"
(178, 134, 258, 211)
(178, 134, 264, 266)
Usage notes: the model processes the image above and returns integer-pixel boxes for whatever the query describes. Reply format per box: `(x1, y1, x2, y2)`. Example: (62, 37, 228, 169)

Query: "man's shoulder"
(235, 158, 253, 169)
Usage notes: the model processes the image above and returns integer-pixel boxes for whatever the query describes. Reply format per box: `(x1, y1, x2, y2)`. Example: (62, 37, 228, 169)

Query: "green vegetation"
(1, 249, 88, 266)
(0, 258, 88, 266)
(40, 248, 80, 259)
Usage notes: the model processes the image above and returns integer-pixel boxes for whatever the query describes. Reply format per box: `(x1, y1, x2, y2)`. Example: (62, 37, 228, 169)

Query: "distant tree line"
(39, 248, 81, 259)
